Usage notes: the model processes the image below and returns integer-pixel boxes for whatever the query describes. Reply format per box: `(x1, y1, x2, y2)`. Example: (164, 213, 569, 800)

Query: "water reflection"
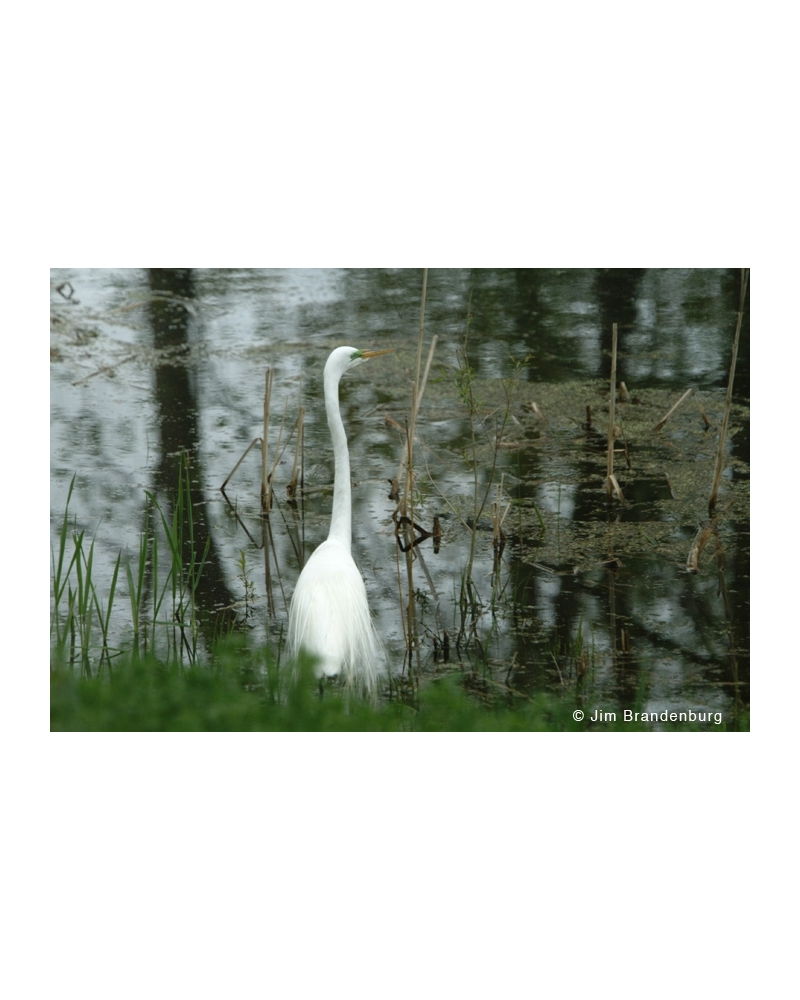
(146, 268, 237, 638)
(50, 268, 749, 723)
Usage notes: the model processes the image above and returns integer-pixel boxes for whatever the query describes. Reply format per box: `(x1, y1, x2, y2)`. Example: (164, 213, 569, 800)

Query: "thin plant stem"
(709, 268, 748, 514)
(400, 269, 428, 668)
(654, 388, 693, 432)
(261, 368, 273, 514)
(606, 322, 617, 495)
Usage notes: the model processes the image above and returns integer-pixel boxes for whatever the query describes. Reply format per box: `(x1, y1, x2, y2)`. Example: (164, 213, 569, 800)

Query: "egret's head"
(326, 345, 393, 380)
(349, 347, 394, 366)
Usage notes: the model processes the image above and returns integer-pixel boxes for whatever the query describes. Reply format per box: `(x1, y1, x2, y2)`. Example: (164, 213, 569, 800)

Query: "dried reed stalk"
(709, 268, 748, 514)
(686, 520, 716, 573)
(400, 269, 429, 669)
(261, 368, 273, 514)
(221, 437, 262, 494)
(694, 393, 711, 430)
(288, 407, 305, 498)
(265, 396, 291, 509)
(606, 323, 624, 500)
(607, 473, 625, 504)
(396, 336, 438, 503)
(403, 269, 428, 505)
(654, 388, 693, 432)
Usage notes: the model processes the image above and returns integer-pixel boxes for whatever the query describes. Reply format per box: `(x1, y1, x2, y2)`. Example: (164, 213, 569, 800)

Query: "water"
(50, 268, 749, 726)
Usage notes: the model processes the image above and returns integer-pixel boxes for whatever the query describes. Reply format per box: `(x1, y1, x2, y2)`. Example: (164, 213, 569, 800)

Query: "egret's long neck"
(325, 364, 352, 550)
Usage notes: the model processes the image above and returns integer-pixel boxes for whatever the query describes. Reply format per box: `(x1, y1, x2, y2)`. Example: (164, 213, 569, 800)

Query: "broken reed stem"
(694, 393, 711, 431)
(492, 480, 501, 548)
(266, 396, 291, 509)
(606, 322, 618, 496)
(709, 268, 748, 514)
(221, 437, 262, 493)
(289, 406, 305, 494)
(686, 520, 716, 573)
(401, 268, 428, 665)
(654, 388, 693, 432)
(404, 538, 418, 668)
(220, 438, 261, 493)
(417, 335, 437, 424)
(396, 335, 438, 492)
(394, 532, 410, 652)
(400, 269, 429, 515)
(491, 474, 512, 544)
(261, 368, 273, 514)
(222, 368, 307, 510)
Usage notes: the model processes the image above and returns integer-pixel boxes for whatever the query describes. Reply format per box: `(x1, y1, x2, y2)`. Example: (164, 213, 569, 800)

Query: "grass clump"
(50, 640, 749, 731)
(52, 454, 212, 673)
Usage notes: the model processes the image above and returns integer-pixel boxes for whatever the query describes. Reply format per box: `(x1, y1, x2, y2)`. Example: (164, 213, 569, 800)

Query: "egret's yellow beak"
(361, 348, 394, 360)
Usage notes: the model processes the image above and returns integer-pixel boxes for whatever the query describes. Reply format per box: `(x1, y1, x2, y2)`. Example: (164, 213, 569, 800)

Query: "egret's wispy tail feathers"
(287, 538, 383, 699)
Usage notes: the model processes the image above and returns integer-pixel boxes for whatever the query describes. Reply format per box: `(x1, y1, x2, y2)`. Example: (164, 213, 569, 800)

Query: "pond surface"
(50, 268, 749, 727)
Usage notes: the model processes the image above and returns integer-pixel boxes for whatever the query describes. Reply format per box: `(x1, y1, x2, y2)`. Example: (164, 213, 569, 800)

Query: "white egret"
(287, 346, 392, 697)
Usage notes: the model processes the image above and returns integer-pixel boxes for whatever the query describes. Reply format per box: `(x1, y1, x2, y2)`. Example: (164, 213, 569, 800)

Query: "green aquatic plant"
(148, 452, 211, 664)
(51, 453, 210, 673)
(51, 475, 121, 672)
(50, 639, 749, 732)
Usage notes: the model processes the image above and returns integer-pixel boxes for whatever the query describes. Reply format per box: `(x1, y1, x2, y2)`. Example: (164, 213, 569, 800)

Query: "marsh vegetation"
(51, 268, 749, 730)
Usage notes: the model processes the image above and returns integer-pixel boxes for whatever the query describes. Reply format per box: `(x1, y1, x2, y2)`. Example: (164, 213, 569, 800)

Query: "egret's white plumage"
(287, 346, 390, 698)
